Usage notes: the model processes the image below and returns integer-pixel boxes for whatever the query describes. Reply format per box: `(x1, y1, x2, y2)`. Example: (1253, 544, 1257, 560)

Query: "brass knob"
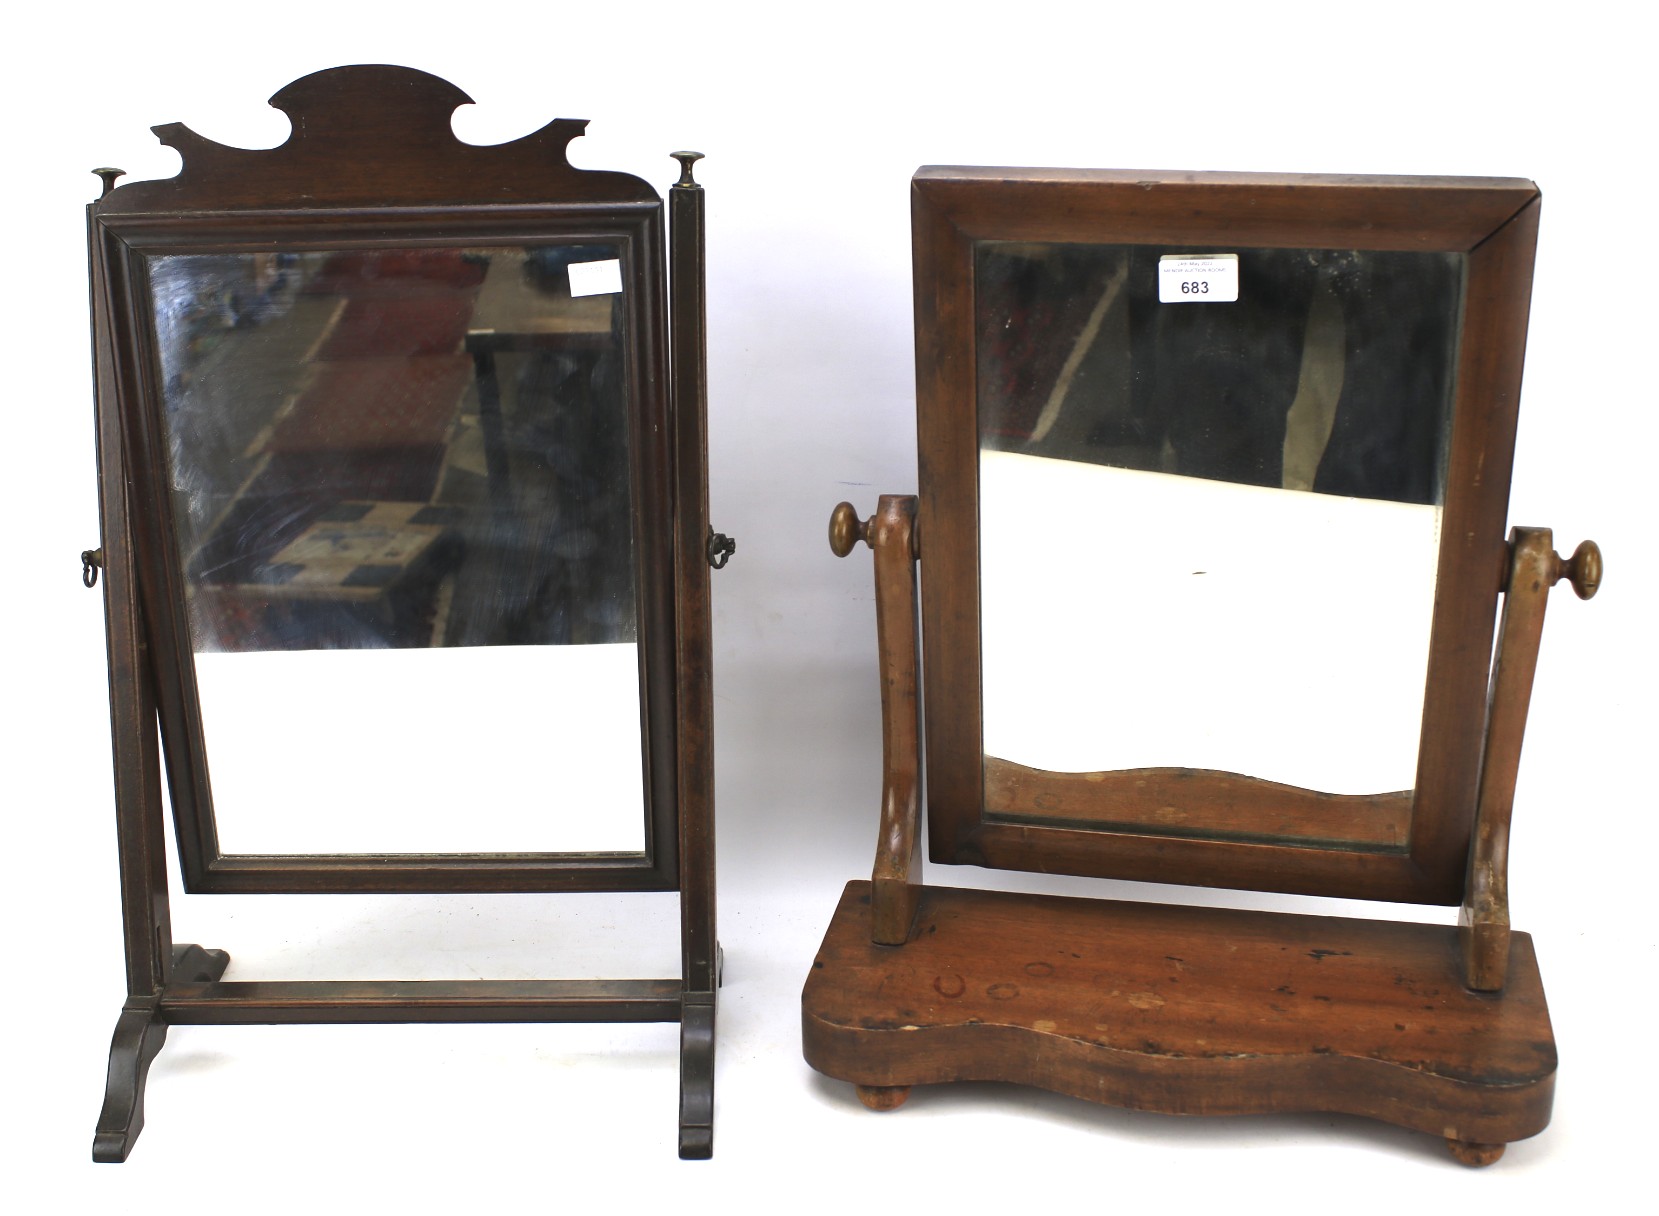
(1555, 539, 1602, 600)
(671, 151, 704, 188)
(828, 502, 871, 557)
(92, 167, 125, 198)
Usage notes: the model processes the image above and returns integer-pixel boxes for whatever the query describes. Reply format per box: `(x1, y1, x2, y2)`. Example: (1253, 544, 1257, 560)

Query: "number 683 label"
(1158, 253, 1238, 303)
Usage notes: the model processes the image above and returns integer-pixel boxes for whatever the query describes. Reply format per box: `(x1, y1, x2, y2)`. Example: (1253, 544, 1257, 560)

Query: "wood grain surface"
(804, 882, 1555, 1146)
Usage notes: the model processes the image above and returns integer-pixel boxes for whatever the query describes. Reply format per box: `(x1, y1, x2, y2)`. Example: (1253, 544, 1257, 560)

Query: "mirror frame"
(90, 69, 690, 895)
(913, 167, 1541, 904)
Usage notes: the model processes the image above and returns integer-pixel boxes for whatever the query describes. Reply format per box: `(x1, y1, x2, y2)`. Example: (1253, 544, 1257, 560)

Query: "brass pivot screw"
(671, 151, 704, 188)
(92, 168, 125, 198)
(828, 502, 873, 557)
(1552, 539, 1602, 599)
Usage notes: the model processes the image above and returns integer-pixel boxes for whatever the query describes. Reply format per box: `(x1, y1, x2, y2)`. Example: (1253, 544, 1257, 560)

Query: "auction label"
(569, 258, 624, 297)
(1158, 253, 1238, 303)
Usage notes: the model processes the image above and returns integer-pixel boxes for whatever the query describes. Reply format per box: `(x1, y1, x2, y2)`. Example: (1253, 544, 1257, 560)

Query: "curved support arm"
(1461, 527, 1601, 991)
(831, 497, 923, 945)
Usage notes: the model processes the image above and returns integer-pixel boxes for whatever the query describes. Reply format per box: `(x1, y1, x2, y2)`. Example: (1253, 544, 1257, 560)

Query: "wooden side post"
(88, 201, 180, 1162)
(1461, 527, 1600, 991)
(830, 496, 923, 945)
(669, 151, 718, 1159)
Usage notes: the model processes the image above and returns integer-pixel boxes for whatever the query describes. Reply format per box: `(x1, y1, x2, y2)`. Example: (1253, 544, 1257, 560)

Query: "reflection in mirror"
(148, 245, 645, 854)
(976, 243, 1464, 828)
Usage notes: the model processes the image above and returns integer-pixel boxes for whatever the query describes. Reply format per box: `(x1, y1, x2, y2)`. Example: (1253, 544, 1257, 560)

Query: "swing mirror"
(915, 168, 1542, 903)
(805, 166, 1596, 1165)
(91, 67, 691, 896)
(86, 65, 723, 1160)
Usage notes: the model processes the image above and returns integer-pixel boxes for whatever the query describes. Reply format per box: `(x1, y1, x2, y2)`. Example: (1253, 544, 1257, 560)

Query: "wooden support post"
(1461, 527, 1600, 991)
(89, 203, 184, 1162)
(830, 497, 923, 945)
(670, 151, 719, 1158)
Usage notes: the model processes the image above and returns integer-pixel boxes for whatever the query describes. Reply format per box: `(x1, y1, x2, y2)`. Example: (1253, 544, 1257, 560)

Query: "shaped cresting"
(807, 167, 1598, 1166)
(84, 66, 727, 1161)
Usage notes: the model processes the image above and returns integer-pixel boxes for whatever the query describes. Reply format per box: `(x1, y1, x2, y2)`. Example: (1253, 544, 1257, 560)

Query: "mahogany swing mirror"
(85, 65, 726, 1161)
(803, 167, 1600, 1164)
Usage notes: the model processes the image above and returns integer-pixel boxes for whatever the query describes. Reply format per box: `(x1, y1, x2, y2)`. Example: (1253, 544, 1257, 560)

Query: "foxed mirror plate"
(976, 242, 1464, 844)
(147, 243, 647, 856)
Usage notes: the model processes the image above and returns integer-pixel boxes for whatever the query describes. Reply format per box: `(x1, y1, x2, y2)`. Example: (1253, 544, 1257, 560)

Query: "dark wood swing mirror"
(804, 166, 1600, 1164)
(85, 65, 726, 1160)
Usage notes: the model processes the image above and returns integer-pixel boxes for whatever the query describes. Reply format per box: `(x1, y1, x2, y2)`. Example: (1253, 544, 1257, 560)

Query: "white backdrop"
(3, 2, 1651, 1210)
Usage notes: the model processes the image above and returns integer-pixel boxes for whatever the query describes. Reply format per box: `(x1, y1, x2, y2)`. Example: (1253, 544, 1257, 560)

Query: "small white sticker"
(568, 258, 623, 297)
(1158, 254, 1238, 303)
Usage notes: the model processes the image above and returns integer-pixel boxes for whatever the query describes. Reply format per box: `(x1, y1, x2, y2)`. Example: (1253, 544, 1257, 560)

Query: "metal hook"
(81, 548, 104, 588)
(707, 528, 736, 571)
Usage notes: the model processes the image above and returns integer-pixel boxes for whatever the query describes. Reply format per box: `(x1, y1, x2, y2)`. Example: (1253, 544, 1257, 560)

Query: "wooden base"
(93, 946, 231, 1163)
(803, 883, 1554, 1158)
(678, 998, 717, 1159)
(95, 943, 718, 1160)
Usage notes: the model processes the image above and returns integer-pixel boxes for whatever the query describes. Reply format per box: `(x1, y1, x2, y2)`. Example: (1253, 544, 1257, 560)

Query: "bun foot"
(1446, 1138, 1506, 1166)
(855, 1084, 911, 1112)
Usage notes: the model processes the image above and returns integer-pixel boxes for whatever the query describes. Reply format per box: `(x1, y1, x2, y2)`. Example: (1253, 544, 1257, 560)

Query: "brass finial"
(671, 151, 704, 188)
(92, 168, 125, 198)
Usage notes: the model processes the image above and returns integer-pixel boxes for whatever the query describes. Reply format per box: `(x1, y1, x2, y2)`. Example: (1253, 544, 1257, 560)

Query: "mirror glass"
(976, 243, 1464, 831)
(147, 244, 645, 855)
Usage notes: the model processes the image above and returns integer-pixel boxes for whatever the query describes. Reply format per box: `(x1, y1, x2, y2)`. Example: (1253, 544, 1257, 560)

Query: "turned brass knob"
(829, 502, 872, 557)
(671, 151, 704, 188)
(1554, 539, 1602, 600)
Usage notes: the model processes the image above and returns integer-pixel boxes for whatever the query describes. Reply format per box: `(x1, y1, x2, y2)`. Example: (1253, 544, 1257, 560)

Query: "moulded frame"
(96, 206, 679, 895)
(912, 167, 1541, 905)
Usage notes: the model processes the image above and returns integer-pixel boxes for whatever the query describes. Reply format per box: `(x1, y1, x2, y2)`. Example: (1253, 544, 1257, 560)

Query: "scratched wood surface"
(985, 758, 1411, 849)
(804, 882, 1555, 1146)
